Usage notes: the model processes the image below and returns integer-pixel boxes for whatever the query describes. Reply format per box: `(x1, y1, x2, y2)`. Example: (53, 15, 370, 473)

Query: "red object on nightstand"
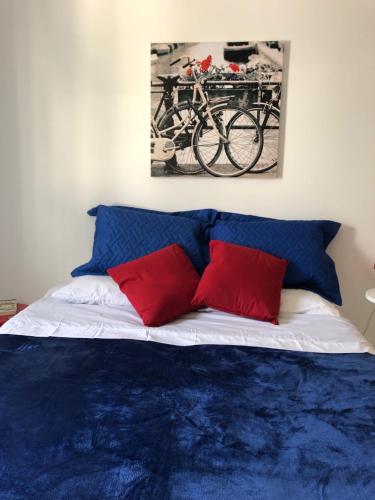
(0, 304, 28, 327)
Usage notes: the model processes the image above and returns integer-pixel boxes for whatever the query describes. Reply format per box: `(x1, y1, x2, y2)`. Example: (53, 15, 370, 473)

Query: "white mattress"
(0, 296, 373, 355)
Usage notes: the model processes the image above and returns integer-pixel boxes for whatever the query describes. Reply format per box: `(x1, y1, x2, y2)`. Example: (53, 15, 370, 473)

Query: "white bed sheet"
(0, 297, 373, 354)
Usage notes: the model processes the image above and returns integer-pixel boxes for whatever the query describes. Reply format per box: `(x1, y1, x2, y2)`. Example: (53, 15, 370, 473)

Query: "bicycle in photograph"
(222, 66, 281, 174)
(247, 71, 281, 174)
(151, 56, 264, 177)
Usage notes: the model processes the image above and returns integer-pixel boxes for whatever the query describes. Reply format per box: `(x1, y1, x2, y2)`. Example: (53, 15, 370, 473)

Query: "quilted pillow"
(210, 220, 341, 305)
(87, 205, 218, 226)
(108, 244, 200, 326)
(216, 211, 340, 248)
(71, 206, 207, 277)
(192, 240, 288, 324)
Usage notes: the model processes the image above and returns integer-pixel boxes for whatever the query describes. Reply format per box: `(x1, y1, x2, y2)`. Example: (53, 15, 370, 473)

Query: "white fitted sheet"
(0, 297, 373, 354)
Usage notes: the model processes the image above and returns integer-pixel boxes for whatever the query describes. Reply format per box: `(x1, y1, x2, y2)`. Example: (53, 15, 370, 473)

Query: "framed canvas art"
(151, 41, 285, 177)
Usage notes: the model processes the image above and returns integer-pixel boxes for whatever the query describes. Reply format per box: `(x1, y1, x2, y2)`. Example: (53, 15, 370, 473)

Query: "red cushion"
(107, 244, 200, 327)
(191, 240, 288, 324)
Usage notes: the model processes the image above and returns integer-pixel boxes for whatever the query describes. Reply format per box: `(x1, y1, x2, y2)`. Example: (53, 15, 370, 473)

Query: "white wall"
(0, 0, 374, 341)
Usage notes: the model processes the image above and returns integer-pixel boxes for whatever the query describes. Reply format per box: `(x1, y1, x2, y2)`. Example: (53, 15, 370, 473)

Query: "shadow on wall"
(4, 0, 123, 300)
(332, 224, 375, 342)
(0, 0, 23, 298)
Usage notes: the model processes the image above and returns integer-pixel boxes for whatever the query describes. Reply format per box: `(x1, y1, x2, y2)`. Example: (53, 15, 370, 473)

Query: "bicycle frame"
(153, 66, 232, 146)
(251, 101, 279, 129)
(250, 82, 281, 132)
(151, 85, 177, 138)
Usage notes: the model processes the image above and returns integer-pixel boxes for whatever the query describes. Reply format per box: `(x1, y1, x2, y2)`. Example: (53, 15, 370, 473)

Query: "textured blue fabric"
(217, 210, 269, 222)
(71, 206, 207, 276)
(87, 206, 339, 249)
(0, 334, 374, 499)
(216, 211, 340, 248)
(87, 204, 218, 226)
(211, 220, 342, 305)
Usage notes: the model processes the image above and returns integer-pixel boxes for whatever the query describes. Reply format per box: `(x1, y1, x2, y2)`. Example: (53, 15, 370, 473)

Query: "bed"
(0, 289, 374, 500)
(1, 205, 374, 499)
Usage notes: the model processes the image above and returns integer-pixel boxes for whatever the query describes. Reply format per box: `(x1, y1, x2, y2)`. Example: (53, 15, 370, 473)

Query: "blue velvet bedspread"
(0, 335, 374, 500)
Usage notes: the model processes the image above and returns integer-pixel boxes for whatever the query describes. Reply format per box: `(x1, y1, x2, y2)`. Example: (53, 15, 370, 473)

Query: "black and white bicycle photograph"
(151, 41, 284, 177)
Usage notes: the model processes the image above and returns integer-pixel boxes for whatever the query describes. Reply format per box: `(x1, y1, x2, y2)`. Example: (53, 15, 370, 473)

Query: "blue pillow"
(216, 211, 338, 248)
(71, 206, 207, 277)
(211, 219, 342, 305)
(217, 211, 269, 223)
(87, 205, 218, 226)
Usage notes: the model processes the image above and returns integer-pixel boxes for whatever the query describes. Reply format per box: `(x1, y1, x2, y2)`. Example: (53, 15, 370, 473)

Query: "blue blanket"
(0, 334, 374, 499)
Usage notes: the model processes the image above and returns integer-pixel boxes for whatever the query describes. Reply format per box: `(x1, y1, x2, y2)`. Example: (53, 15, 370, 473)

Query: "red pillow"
(107, 244, 200, 327)
(191, 240, 288, 324)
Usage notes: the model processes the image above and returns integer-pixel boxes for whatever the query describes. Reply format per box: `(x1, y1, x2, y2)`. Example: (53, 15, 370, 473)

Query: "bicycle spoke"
(193, 105, 263, 177)
(248, 107, 279, 173)
(226, 111, 260, 168)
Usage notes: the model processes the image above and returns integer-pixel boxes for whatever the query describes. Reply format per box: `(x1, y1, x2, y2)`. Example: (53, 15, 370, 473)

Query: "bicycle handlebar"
(170, 55, 196, 68)
(182, 58, 196, 68)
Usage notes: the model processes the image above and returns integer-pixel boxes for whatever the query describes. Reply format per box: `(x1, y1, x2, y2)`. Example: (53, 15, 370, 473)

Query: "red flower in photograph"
(200, 55, 212, 73)
(186, 68, 193, 77)
(229, 63, 240, 72)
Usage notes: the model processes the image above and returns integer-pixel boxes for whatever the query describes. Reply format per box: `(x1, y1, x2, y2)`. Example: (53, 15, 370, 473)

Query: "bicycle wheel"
(158, 103, 223, 175)
(247, 104, 280, 173)
(193, 105, 263, 177)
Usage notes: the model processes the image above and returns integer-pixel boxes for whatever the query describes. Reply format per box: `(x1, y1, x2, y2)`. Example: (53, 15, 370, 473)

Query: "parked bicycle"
(247, 76, 281, 174)
(151, 56, 263, 177)
(223, 67, 281, 174)
(209, 63, 281, 174)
